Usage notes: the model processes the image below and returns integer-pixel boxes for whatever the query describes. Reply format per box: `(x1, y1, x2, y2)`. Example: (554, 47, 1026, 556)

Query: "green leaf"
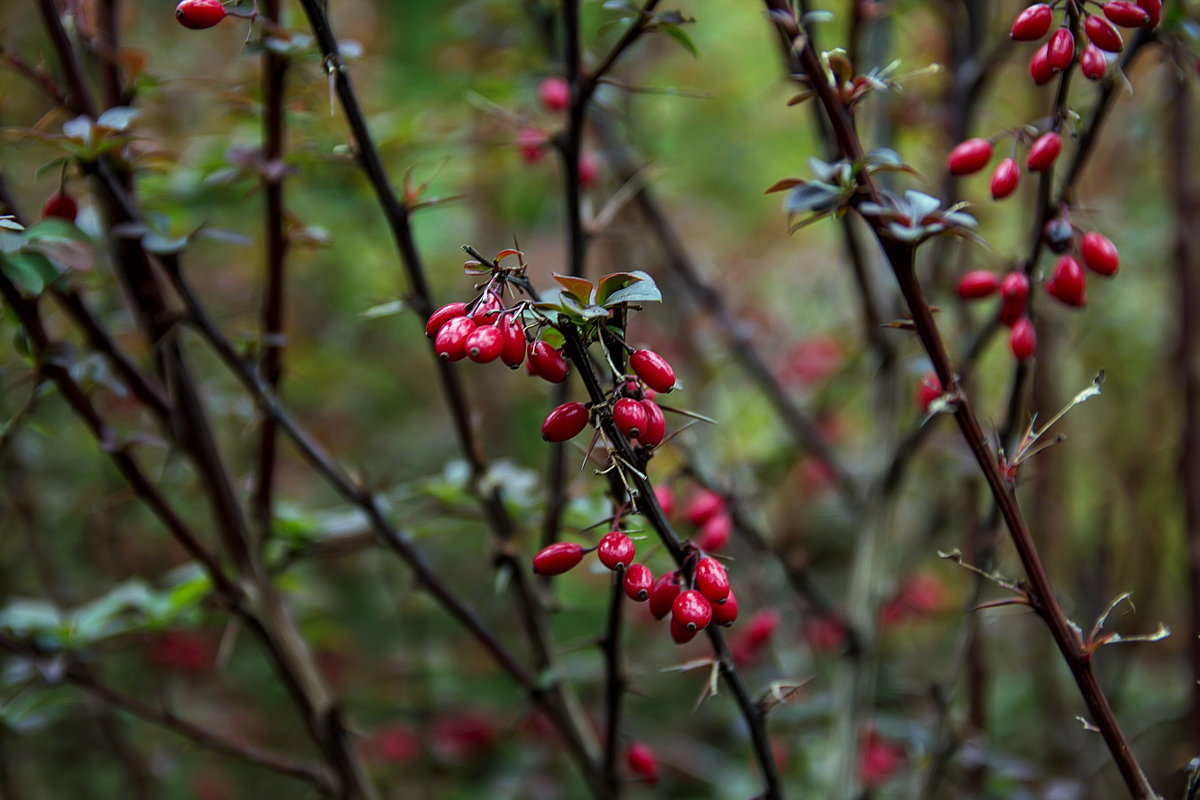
(785, 182, 839, 214)
(596, 270, 662, 306)
(552, 273, 595, 305)
(360, 299, 406, 319)
(0, 252, 59, 295)
(23, 218, 89, 244)
(660, 23, 699, 58)
(0, 599, 63, 636)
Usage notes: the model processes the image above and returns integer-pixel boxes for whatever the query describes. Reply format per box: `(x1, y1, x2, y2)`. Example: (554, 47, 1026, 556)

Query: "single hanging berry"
(999, 271, 1030, 326)
(711, 589, 739, 626)
(639, 400, 667, 447)
(465, 326, 503, 363)
(685, 490, 725, 526)
(627, 743, 659, 784)
(1047, 28, 1075, 72)
(1080, 44, 1109, 80)
(499, 314, 526, 368)
(669, 614, 699, 644)
(597, 531, 635, 570)
(623, 564, 654, 601)
(630, 349, 676, 393)
(694, 557, 731, 602)
(537, 77, 570, 113)
(1011, 4, 1054, 40)
(612, 397, 648, 439)
(527, 340, 570, 383)
(435, 316, 476, 362)
(1029, 43, 1055, 85)
(672, 590, 713, 632)
(175, 0, 226, 29)
(42, 191, 78, 221)
(1137, 0, 1161, 27)
(426, 302, 467, 338)
(1103, 1, 1151, 26)
(946, 138, 993, 176)
(1010, 317, 1038, 361)
(990, 158, 1021, 200)
(1046, 255, 1087, 307)
(541, 402, 590, 442)
(532, 542, 585, 575)
(1084, 15, 1123, 52)
(648, 573, 681, 620)
(1081, 232, 1120, 275)
(696, 512, 732, 552)
(470, 292, 503, 325)
(516, 128, 547, 163)
(1026, 132, 1063, 171)
(956, 270, 1000, 299)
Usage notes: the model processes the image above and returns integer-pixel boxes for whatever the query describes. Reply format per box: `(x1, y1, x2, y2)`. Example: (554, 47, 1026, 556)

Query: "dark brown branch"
(601, 566, 627, 795)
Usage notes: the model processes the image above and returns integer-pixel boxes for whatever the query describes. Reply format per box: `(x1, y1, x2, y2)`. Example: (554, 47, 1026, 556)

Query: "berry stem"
(601, 565, 627, 795)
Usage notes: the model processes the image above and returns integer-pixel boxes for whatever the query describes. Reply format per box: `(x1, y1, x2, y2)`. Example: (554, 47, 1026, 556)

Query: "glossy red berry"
(916, 372, 941, 412)
(1026, 132, 1063, 171)
(685, 490, 724, 526)
(42, 191, 78, 221)
(648, 573, 681, 620)
(623, 564, 653, 601)
(465, 325, 503, 363)
(672, 589, 713, 632)
(1081, 232, 1120, 275)
(597, 531, 635, 570)
(946, 138, 993, 176)
(1046, 255, 1087, 307)
(627, 743, 659, 783)
(499, 314, 526, 368)
(639, 400, 666, 447)
(694, 557, 731, 602)
(1085, 15, 1124, 52)
(426, 302, 467, 338)
(669, 614, 698, 644)
(695, 512, 732, 552)
(538, 77, 570, 112)
(1137, 0, 1161, 27)
(990, 158, 1021, 200)
(956, 270, 1000, 299)
(517, 128, 547, 163)
(711, 589, 739, 626)
(532, 542, 584, 575)
(1029, 43, 1055, 85)
(999, 272, 1030, 326)
(1047, 28, 1075, 72)
(613, 397, 648, 439)
(1103, 1, 1151, 26)
(175, 0, 226, 29)
(1011, 4, 1054, 40)
(1080, 43, 1109, 80)
(541, 402, 590, 442)
(435, 316, 476, 362)
(1010, 317, 1038, 361)
(528, 340, 570, 383)
(470, 292, 503, 325)
(630, 349, 676, 393)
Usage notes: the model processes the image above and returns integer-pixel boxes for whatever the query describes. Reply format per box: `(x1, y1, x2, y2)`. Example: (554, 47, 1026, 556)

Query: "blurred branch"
(601, 566, 627, 795)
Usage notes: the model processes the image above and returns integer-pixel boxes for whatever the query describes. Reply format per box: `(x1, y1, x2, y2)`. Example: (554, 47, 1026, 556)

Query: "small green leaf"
(23, 218, 89, 244)
(360, 299, 406, 319)
(660, 23, 699, 58)
(0, 252, 58, 295)
(552, 273, 595, 305)
(597, 270, 661, 306)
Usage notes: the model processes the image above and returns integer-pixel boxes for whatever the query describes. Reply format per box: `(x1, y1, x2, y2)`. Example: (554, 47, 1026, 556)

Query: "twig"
(601, 566, 627, 795)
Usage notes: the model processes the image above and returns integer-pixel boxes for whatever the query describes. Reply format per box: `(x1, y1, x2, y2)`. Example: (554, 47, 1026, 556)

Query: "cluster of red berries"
(946, 130, 1063, 200)
(541, 349, 675, 448)
(1010, 1, 1161, 84)
(516, 78, 600, 185)
(175, 0, 226, 29)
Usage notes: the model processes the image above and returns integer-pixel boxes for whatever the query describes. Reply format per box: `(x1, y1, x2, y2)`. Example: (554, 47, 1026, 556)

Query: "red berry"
(579, 151, 600, 187)
(42, 191, 78, 221)
(669, 614, 698, 644)
(1137, 0, 1161, 27)
(613, 397, 648, 439)
(1085, 15, 1124, 52)
(685, 490, 724, 526)
(465, 325, 504, 363)
(623, 564, 653, 601)
(499, 314, 526, 368)
(639, 400, 666, 447)
(711, 589, 739, 626)
(1080, 43, 1109, 79)
(528, 340, 570, 383)
(999, 272, 1030, 326)
(1046, 255, 1087, 307)
(1026, 132, 1062, 171)
(1081, 232, 1120, 275)
(435, 316, 476, 362)
(654, 485, 675, 517)
(1010, 317, 1038, 361)
(597, 531, 635, 570)
(1030, 43, 1055, 85)
(1011, 4, 1054, 40)
(517, 128, 546, 163)
(470, 292, 503, 325)
(630, 349, 676, 394)
(916, 372, 941, 412)
(533, 542, 584, 575)
(649, 573, 681, 620)
(1103, 1, 1151, 26)
(990, 159, 1021, 200)
(946, 138, 993, 176)
(426, 302, 467, 338)
(743, 609, 780, 648)
(1047, 28, 1075, 72)
(956, 269, 1000, 299)
(538, 77, 570, 112)
(694, 557, 731, 602)
(696, 512, 732, 552)
(672, 589, 713, 632)
(627, 743, 659, 783)
(175, 0, 226, 29)
(541, 402, 590, 442)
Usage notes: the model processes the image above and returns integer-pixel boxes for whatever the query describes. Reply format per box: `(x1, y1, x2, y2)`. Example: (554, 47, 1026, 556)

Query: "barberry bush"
(0, 1, 1198, 798)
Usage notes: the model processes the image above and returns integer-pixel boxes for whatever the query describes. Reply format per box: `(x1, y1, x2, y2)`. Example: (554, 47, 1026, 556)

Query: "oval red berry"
(956, 270, 1000, 299)
(499, 314, 526, 368)
(541, 402, 589, 442)
(1085, 15, 1123, 52)
(639, 400, 666, 447)
(627, 743, 659, 783)
(435, 316, 476, 362)
(1080, 43, 1108, 80)
(1047, 28, 1075, 72)
(1026, 132, 1063, 171)
(597, 531, 635, 570)
(623, 564, 653, 601)
(1046, 256, 1087, 307)
(696, 512, 732, 552)
(528, 340, 569, 383)
(1009, 317, 1038, 361)
(1011, 4, 1054, 40)
(613, 397, 648, 439)
(1103, 1, 1151, 26)
(426, 302, 467, 338)
(946, 138, 993, 176)
(630, 349, 676, 393)
(466, 325, 503, 363)
(990, 159, 1021, 200)
(532, 542, 584, 575)
(685, 490, 724, 526)
(1081, 232, 1120, 275)
(672, 589, 713, 632)
(1029, 43, 1055, 85)
(694, 557, 730, 603)
(538, 77, 570, 112)
(175, 0, 226, 29)
(711, 589, 739, 627)
(648, 573, 680, 620)
(42, 191, 78, 221)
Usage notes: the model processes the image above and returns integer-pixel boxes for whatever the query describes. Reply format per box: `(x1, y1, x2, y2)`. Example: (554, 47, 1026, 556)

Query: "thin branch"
(601, 566, 627, 795)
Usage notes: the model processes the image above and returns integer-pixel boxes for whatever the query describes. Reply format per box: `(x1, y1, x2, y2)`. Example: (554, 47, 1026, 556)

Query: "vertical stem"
(602, 567, 627, 795)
